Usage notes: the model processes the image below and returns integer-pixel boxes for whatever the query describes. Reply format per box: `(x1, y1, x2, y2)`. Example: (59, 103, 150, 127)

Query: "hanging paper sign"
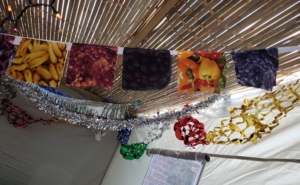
(6, 38, 67, 88)
(177, 51, 227, 93)
(231, 48, 278, 91)
(66, 44, 117, 89)
(122, 48, 172, 90)
(0, 34, 15, 78)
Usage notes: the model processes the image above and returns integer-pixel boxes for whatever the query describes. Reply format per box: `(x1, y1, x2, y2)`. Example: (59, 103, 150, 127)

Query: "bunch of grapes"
(0, 35, 15, 78)
(66, 44, 117, 89)
(232, 48, 278, 91)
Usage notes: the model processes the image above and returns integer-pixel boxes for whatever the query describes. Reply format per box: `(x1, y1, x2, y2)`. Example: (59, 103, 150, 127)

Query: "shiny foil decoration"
(28, 83, 133, 119)
(206, 79, 300, 145)
(174, 116, 209, 147)
(7, 75, 228, 131)
(2, 99, 52, 128)
(120, 142, 148, 160)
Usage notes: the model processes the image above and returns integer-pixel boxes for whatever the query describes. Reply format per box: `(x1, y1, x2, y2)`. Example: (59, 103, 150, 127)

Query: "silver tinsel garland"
(5, 76, 229, 131)
(28, 83, 135, 119)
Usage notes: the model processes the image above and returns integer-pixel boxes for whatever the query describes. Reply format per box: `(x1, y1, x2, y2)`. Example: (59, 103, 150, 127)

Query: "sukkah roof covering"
(0, 0, 299, 114)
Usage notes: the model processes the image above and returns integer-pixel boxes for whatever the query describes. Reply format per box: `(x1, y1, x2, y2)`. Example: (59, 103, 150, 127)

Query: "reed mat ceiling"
(1, 0, 300, 114)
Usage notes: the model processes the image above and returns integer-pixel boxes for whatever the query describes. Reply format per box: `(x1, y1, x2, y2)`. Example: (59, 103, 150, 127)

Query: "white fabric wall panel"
(0, 93, 118, 185)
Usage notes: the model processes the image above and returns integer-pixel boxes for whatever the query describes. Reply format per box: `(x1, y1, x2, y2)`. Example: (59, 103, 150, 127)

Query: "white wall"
(0, 92, 118, 185)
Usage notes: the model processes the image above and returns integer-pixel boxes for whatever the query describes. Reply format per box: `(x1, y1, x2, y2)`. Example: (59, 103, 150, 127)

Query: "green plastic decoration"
(120, 142, 148, 160)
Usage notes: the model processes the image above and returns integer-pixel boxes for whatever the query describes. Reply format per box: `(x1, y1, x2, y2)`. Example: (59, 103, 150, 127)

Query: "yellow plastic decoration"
(206, 80, 300, 145)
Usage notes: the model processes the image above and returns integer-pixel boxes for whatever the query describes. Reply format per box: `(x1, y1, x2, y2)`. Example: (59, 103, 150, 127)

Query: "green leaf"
(222, 63, 228, 76)
(217, 75, 226, 89)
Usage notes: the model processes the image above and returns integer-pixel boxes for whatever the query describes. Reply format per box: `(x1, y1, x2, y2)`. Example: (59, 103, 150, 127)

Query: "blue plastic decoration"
(38, 85, 70, 97)
(117, 129, 132, 144)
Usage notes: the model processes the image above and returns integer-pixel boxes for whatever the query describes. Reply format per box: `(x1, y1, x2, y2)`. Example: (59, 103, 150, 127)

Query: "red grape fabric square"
(66, 44, 117, 89)
(122, 48, 172, 90)
(231, 48, 278, 91)
(0, 34, 15, 78)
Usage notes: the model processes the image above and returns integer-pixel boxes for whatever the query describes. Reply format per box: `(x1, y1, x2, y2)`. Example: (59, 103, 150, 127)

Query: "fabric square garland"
(122, 48, 172, 90)
(231, 48, 279, 91)
(0, 34, 15, 78)
(66, 44, 118, 89)
(177, 51, 227, 93)
(7, 38, 67, 88)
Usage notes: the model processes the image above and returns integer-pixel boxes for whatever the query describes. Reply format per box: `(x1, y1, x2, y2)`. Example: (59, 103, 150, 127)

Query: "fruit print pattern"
(6, 38, 67, 88)
(177, 50, 227, 93)
(231, 48, 278, 91)
(0, 34, 15, 78)
(66, 44, 117, 89)
(122, 48, 172, 91)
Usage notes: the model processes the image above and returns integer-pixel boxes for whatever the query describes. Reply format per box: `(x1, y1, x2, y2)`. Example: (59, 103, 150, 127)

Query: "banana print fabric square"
(0, 34, 15, 78)
(7, 38, 67, 88)
(122, 48, 172, 91)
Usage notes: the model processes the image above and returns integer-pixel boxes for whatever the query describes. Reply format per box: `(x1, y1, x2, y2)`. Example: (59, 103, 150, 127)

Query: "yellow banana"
(33, 72, 41, 84)
(33, 40, 40, 48)
(24, 69, 33, 83)
(12, 57, 23, 64)
(28, 43, 33, 51)
(16, 71, 25, 81)
(36, 66, 52, 80)
(49, 44, 57, 63)
(49, 80, 57, 87)
(11, 63, 28, 71)
(63, 50, 67, 58)
(56, 63, 63, 76)
(28, 54, 49, 69)
(19, 39, 32, 56)
(50, 42, 63, 58)
(31, 45, 49, 53)
(42, 42, 48, 46)
(15, 47, 21, 57)
(6, 68, 16, 78)
(23, 51, 47, 63)
(57, 43, 66, 51)
(58, 58, 65, 63)
(49, 63, 59, 81)
(39, 80, 48, 86)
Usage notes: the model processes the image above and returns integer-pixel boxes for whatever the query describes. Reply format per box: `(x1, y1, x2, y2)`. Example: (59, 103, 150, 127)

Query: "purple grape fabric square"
(122, 48, 172, 91)
(231, 48, 279, 91)
(0, 34, 15, 78)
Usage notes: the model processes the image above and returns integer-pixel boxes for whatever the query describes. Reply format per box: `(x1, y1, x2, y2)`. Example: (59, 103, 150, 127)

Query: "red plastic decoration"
(174, 115, 209, 147)
(1, 99, 52, 128)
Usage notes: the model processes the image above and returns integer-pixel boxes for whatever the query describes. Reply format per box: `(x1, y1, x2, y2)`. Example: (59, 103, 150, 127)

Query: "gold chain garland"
(206, 80, 300, 145)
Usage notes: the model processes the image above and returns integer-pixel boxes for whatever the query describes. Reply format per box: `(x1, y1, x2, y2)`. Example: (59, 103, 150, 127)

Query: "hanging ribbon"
(120, 142, 148, 160)
(174, 115, 209, 147)
(1, 99, 52, 128)
(117, 129, 132, 144)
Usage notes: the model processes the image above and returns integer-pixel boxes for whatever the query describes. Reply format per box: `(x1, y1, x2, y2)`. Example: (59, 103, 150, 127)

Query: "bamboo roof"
(0, 0, 299, 114)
